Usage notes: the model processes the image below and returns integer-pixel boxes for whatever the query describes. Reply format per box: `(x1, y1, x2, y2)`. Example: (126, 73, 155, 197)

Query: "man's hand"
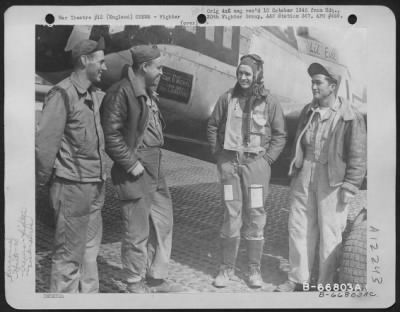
(129, 161, 145, 177)
(340, 188, 355, 204)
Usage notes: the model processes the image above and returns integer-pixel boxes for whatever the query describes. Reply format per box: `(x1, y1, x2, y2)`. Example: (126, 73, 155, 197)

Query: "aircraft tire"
(339, 209, 367, 287)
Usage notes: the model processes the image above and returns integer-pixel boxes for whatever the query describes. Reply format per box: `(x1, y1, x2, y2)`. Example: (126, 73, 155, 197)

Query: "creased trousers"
(121, 148, 173, 283)
(50, 177, 105, 293)
(288, 160, 348, 284)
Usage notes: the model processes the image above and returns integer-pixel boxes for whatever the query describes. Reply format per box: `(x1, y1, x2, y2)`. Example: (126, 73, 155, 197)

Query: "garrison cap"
(130, 45, 161, 65)
(71, 37, 105, 61)
(308, 62, 338, 83)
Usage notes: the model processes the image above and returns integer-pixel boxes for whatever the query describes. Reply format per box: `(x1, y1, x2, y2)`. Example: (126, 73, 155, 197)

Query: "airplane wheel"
(339, 209, 367, 287)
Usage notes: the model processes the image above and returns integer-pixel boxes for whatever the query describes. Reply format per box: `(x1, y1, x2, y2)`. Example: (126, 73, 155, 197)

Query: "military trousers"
(216, 150, 271, 240)
(121, 148, 173, 283)
(288, 160, 349, 285)
(49, 177, 105, 293)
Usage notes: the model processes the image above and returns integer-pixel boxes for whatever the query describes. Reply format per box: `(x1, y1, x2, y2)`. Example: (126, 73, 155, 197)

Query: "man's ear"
(80, 55, 89, 67)
(141, 61, 149, 73)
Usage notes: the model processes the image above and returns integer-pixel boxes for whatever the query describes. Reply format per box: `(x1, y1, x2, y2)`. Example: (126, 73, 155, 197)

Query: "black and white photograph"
(4, 5, 396, 309)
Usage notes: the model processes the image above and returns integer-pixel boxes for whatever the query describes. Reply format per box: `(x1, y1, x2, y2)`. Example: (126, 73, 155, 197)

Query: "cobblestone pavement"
(35, 149, 367, 293)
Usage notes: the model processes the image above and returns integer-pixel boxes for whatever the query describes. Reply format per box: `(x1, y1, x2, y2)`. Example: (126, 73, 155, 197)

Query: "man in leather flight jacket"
(101, 45, 182, 293)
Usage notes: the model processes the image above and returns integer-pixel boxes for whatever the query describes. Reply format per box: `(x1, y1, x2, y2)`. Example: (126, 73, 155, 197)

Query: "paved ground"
(35, 149, 367, 293)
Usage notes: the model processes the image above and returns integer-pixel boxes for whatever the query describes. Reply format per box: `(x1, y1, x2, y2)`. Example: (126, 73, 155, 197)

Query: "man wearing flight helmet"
(207, 54, 287, 288)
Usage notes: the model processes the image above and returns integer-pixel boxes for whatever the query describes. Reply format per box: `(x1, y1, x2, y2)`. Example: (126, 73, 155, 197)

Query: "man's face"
(311, 74, 336, 101)
(143, 57, 163, 88)
(237, 65, 254, 89)
(85, 50, 107, 83)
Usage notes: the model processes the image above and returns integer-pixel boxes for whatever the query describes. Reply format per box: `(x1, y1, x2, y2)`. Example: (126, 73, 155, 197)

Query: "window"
(185, 26, 196, 34)
(222, 26, 232, 49)
(205, 27, 215, 41)
(296, 26, 309, 37)
(239, 35, 250, 56)
(109, 25, 125, 34)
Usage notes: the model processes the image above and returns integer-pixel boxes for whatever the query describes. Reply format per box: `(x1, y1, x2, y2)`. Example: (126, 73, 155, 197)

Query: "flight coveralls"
(36, 73, 107, 293)
(208, 87, 287, 273)
(287, 98, 367, 285)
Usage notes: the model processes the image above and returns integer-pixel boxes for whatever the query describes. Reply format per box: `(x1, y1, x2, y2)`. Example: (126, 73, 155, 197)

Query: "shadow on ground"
(35, 179, 291, 293)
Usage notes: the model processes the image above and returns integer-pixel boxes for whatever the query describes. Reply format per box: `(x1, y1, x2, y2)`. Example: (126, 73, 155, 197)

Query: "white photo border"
(4, 5, 396, 309)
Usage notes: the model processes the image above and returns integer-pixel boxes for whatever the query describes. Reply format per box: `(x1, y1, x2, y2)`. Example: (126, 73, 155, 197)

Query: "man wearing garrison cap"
(101, 45, 182, 293)
(276, 63, 367, 291)
(207, 54, 287, 288)
(36, 37, 107, 293)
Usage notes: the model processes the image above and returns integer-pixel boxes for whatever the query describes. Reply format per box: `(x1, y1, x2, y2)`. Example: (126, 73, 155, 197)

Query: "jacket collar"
(125, 65, 149, 99)
(231, 83, 270, 98)
(306, 96, 355, 121)
(337, 97, 356, 120)
(70, 71, 91, 95)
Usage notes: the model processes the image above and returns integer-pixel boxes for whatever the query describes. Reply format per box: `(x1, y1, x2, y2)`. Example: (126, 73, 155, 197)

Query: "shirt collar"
(310, 96, 340, 113)
(70, 72, 91, 95)
(307, 96, 356, 122)
(314, 106, 332, 121)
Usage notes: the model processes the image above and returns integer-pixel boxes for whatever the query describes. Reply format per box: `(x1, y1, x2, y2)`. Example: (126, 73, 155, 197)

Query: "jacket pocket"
(111, 165, 148, 200)
(330, 154, 346, 186)
(68, 103, 98, 156)
(65, 124, 86, 151)
(249, 112, 270, 149)
(251, 111, 267, 135)
(77, 127, 98, 156)
(233, 106, 244, 118)
(114, 178, 148, 200)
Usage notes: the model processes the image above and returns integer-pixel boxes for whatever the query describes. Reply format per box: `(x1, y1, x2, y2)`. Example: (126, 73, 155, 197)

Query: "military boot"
(214, 237, 240, 288)
(246, 239, 264, 288)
